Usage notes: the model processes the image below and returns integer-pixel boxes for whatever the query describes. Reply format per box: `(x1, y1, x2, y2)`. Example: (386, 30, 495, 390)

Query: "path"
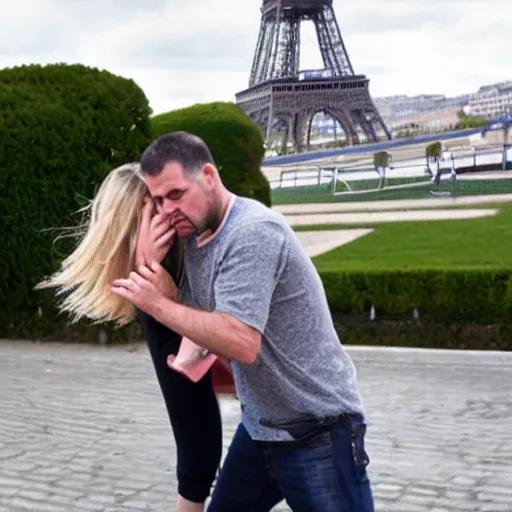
(294, 228, 374, 256)
(273, 193, 512, 215)
(283, 208, 497, 227)
(1, 341, 511, 512)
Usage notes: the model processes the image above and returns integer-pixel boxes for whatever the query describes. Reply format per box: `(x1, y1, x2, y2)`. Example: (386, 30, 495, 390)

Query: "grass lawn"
(305, 202, 512, 272)
(272, 178, 512, 205)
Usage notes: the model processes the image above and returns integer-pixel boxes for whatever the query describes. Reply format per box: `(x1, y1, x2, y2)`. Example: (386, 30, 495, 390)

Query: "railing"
(269, 145, 512, 203)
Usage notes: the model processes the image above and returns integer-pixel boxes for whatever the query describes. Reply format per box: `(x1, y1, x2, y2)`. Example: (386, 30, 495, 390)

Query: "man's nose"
(160, 198, 177, 215)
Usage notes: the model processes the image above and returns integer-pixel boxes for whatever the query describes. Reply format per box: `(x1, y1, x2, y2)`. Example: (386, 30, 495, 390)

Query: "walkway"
(273, 193, 512, 215)
(1, 341, 511, 511)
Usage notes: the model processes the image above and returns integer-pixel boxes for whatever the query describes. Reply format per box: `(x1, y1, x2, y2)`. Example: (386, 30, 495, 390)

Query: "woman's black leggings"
(138, 310, 223, 502)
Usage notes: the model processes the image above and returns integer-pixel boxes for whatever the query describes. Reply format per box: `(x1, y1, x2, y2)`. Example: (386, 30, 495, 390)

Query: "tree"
(151, 102, 271, 207)
(0, 63, 153, 338)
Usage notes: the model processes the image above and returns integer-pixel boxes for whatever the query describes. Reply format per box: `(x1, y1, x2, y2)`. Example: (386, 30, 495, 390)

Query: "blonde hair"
(36, 162, 149, 326)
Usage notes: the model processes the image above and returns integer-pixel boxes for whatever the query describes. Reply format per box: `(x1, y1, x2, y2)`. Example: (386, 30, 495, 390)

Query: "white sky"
(1, 0, 509, 115)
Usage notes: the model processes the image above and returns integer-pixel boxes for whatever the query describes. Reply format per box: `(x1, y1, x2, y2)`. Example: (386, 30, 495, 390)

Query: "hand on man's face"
(136, 198, 176, 268)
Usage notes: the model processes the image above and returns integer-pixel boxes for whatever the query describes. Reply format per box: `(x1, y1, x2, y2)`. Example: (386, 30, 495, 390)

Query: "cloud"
(0, 0, 510, 114)
(337, 0, 463, 35)
(347, 0, 511, 97)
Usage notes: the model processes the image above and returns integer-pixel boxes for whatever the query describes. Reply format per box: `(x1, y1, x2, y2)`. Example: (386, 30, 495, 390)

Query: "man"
(112, 131, 375, 511)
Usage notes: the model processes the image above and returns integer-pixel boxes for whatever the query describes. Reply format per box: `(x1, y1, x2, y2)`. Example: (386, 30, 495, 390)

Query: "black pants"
(138, 311, 223, 502)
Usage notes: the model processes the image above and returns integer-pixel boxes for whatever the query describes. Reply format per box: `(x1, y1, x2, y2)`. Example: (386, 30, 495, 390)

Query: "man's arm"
(112, 263, 261, 364)
(151, 297, 261, 365)
(112, 220, 288, 365)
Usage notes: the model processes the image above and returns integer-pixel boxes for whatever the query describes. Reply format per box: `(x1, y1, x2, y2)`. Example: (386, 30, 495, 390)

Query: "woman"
(35, 163, 225, 512)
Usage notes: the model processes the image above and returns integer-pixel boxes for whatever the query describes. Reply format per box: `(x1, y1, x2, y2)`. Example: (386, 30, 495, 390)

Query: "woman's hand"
(135, 197, 176, 268)
(167, 337, 217, 383)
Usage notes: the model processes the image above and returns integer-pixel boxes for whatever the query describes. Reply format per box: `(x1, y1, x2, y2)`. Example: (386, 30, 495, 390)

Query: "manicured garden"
(305, 202, 512, 350)
(307, 202, 512, 271)
(1, 62, 510, 350)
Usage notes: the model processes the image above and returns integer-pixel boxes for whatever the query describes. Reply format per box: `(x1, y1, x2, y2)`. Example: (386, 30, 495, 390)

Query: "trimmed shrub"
(456, 115, 487, 129)
(0, 63, 152, 339)
(425, 141, 442, 159)
(332, 316, 512, 351)
(319, 269, 512, 326)
(151, 102, 271, 207)
(373, 151, 391, 169)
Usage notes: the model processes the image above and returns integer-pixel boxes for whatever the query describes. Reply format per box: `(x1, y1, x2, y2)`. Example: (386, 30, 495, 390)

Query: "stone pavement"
(1, 341, 512, 512)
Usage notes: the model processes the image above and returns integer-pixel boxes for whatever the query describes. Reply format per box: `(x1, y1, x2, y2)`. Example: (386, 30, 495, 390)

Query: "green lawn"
(307, 202, 512, 272)
(272, 178, 512, 205)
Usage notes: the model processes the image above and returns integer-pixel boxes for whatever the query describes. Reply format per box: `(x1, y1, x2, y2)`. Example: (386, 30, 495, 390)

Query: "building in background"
(307, 80, 512, 139)
(374, 94, 468, 120)
(372, 94, 468, 135)
(465, 81, 512, 119)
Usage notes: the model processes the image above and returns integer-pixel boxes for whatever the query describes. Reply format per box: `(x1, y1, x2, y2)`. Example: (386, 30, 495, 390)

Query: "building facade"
(465, 81, 512, 119)
(307, 80, 512, 137)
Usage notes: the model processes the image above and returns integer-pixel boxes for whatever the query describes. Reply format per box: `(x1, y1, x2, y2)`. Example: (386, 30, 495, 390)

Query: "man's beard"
(173, 190, 223, 238)
(202, 207, 222, 234)
(196, 191, 223, 235)
(172, 208, 220, 238)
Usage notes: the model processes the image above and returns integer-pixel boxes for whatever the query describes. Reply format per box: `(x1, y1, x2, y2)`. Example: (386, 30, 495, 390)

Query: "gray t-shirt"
(181, 195, 366, 441)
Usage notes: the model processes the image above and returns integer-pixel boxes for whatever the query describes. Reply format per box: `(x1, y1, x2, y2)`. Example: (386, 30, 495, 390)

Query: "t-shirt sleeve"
(213, 220, 289, 333)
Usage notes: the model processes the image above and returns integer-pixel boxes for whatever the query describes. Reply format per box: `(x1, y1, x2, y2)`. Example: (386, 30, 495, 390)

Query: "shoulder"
(216, 200, 291, 265)
(227, 216, 290, 249)
(228, 196, 290, 240)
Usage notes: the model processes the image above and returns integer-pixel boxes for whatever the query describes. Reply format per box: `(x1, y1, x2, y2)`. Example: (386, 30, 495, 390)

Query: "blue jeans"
(208, 414, 375, 511)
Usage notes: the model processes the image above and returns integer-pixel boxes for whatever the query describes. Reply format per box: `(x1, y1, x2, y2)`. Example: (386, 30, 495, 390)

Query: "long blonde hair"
(36, 163, 150, 326)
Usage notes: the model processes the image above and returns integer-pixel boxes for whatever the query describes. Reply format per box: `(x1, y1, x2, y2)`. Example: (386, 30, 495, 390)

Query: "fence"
(270, 144, 512, 205)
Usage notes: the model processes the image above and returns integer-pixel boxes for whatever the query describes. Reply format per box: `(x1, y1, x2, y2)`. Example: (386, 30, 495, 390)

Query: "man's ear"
(202, 163, 217, 186)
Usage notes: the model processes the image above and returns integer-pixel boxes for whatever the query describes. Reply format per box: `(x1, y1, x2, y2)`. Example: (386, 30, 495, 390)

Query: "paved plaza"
(1, 341, 512, 512)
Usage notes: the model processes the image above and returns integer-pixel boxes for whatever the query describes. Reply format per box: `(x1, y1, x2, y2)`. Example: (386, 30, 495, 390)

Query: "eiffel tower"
(235, 0, 391, 152)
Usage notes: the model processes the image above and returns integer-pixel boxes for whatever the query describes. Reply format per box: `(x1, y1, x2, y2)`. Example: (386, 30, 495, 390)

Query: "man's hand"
(135, 198, 176, 268)
(111, 262, 176, 316)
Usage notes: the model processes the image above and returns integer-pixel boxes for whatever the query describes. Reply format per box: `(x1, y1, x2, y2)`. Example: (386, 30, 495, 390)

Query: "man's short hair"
(140, 131, 215, 176)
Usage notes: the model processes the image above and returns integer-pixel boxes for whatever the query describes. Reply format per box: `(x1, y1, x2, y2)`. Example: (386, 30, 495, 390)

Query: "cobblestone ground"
(1, 341, 511, 512)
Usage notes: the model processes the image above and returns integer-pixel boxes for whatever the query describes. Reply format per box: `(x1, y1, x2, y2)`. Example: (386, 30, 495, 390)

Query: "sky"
(1, 0, 510, 115)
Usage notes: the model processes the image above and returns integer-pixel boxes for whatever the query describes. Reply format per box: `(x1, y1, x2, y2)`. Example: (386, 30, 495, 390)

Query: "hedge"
(319, 269, 512, 326)
(151, 102, 271, 207)
(456, 115, 487, 129)
(425, 141, 442, 159)
(373, 151, 391, 169)
(331, 316, 512, 351)
(13, 266, 512, 346)
(0, 63, 153, 339)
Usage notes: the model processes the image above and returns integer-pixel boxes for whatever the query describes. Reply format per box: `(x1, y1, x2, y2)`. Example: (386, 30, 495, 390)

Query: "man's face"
(142, 162, 219, 238)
